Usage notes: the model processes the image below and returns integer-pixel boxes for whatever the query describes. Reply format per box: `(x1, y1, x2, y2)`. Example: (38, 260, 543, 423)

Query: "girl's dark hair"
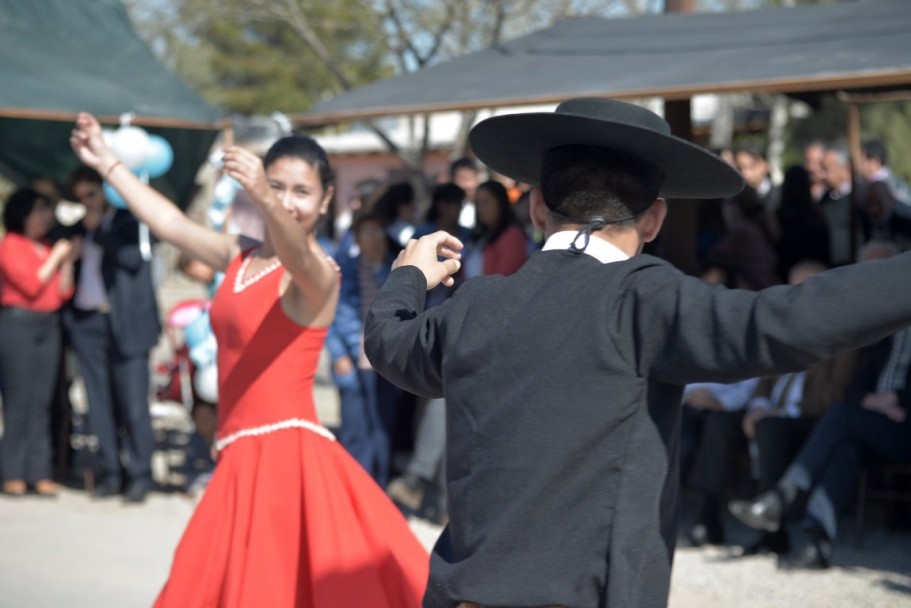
(263, 136, 334, 190)
(779, 165, 813, 210)
(541, 145, 662, 227)
(372, 182, 415, 222)
(474, 180, 519, 245)
(425, 183, 466, 223)
(3, 188, 50, 235)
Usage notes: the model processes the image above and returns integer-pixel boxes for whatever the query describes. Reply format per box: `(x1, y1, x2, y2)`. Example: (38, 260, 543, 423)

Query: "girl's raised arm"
(70, 112, 239, 271)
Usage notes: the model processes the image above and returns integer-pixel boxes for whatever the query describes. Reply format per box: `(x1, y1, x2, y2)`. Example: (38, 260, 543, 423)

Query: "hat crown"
(555, 98, 671, 136)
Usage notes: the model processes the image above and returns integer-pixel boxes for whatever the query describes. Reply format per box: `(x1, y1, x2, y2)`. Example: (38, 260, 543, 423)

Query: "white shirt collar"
(871, 166, 890, 182)
(542, 230, 630, 264)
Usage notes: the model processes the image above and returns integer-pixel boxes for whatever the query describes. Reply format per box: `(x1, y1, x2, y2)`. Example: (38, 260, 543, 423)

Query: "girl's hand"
(70, 113, 118, 174)
(223, 146, 272, 207)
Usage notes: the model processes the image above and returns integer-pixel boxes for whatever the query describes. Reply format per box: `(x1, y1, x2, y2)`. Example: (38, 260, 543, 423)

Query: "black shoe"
(92, 478, 121, 499)
(729, 490, 784, 533)
(122, 479, 151, 504)
(688, 518, 725, 547)
(777, 529, 831, 570)
(742, 529, 790, 556)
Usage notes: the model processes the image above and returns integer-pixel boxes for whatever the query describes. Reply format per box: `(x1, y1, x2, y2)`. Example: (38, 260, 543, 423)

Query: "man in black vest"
(364, 98, 911, 608)
(65, 167, 161, 503)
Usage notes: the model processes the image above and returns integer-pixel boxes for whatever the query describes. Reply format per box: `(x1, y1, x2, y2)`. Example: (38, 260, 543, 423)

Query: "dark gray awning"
(299, 0, 911, 125)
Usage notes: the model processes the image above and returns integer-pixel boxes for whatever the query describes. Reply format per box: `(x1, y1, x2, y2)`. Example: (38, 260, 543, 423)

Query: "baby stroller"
(153, 299, 217, 492)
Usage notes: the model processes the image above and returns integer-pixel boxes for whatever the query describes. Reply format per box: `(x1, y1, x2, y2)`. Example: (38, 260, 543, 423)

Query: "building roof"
(299, 0, 911, 125)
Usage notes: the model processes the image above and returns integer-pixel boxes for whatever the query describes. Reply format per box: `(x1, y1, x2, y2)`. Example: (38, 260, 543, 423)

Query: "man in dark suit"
(364, 98, 911, 608)
(65, 166, 160, 503)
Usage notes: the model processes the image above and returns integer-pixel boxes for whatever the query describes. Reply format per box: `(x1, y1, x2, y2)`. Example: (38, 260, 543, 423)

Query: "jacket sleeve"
(364, 266, 447, 398)
(618, 253, 911, 386)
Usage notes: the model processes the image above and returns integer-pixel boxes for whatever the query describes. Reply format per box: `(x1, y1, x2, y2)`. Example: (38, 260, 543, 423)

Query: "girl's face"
(266, 156, 333, 232)
(24, 199, 53, 240)
(475, 187, 501, 229)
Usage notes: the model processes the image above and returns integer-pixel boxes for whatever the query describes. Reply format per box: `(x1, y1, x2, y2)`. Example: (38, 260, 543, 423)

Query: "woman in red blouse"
(465, 180, 529, 278)
(0, 188, 76, 496)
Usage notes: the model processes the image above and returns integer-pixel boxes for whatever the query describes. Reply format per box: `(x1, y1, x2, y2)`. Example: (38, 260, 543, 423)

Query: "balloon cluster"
(101, 121, 174, 208)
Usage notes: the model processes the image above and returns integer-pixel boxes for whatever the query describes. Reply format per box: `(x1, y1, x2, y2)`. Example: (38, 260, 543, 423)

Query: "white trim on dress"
(215, 418, 336, 452)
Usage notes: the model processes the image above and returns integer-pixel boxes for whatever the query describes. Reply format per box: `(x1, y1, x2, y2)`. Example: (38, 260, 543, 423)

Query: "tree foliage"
(126, 0, 391, 116)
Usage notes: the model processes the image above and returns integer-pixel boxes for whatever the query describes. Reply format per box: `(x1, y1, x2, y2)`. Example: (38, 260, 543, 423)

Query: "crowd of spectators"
(0, 135, 909, 566)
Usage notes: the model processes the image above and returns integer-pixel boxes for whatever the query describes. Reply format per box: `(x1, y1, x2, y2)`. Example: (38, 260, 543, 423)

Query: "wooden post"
(662, 99, 698, 275)
(847, 102, 861, 262)
(661, 0, 698, 275)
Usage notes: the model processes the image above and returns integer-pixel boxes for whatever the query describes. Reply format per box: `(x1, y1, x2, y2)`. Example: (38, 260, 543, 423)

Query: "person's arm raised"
(222, 146, 337, 316)
(70, 112, 238, 271)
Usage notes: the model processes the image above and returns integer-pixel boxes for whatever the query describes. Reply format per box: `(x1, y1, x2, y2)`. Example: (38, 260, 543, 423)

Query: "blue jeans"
(335, 367, 400, 486)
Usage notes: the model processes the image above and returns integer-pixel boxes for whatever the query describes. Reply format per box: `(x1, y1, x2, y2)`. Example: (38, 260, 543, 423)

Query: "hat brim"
(469, 113, 743, 199)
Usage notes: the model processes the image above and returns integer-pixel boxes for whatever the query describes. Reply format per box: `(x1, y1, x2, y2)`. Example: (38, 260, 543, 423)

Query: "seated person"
(738, 261, 859, 555)
(686, 261, 853, 548)
(681, 378, 758, 546)
(730, 246, 911, 568)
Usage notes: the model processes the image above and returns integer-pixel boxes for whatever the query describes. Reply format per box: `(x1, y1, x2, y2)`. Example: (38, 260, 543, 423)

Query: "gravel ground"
(0, 488, 908, 608)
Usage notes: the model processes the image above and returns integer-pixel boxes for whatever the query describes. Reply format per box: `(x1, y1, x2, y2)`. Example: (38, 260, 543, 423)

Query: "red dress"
(155, 251, 429, 607)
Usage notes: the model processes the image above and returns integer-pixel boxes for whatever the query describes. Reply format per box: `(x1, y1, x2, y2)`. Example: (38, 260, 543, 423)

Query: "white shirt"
(683, 379, 760, 412)
(542, 231, 629, 264)
(74, 233, 110, 311)
(749, 371, 807, 418)
(74, 210, 115, 311)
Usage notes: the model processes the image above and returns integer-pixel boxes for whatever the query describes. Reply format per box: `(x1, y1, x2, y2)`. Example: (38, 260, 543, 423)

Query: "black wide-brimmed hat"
(469, 97, 743, 199)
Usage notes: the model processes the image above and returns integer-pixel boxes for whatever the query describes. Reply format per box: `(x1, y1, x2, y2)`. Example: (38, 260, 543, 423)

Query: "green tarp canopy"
(0, 0, 224, 206)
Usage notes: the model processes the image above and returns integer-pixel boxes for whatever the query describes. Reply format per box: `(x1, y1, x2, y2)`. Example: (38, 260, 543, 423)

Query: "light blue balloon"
(103, 182, 127, 209)
(143, 134, 174, 178)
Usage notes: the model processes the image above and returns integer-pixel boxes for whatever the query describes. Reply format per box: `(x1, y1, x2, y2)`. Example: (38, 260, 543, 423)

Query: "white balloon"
(102, 129, 116, 149)
(112, 125, 150, 169)
(193, 364, 219, 404)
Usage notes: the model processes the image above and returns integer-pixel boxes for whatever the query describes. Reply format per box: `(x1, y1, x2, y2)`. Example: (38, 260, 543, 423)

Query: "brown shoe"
(34, 480, 59, 497)
(3, 480, 26, 496)
(387, 474, 424, 511)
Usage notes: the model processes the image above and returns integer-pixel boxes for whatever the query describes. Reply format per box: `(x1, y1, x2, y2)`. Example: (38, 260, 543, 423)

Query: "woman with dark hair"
(776, 165, 830, 279)
(70, 112, 427, 607)
(707, 187, 781, 290)
(465, 180, 528, 278)
(0, 188, 76, 497)
(372, 181, 417, 247)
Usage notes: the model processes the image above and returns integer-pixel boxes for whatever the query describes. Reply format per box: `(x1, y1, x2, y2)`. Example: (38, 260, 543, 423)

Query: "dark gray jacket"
(365, 249, 911, 608)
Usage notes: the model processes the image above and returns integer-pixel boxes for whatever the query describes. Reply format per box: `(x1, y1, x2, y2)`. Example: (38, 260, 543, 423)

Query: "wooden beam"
(836, 89, 911, 104)
(0, 107, 227, 130)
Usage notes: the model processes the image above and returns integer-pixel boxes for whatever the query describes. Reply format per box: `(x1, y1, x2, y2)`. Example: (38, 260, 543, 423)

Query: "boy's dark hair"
(264, 136, 334, 190)
(450, 157, 477, 179)
(540, 145, 662, 227)
(862, 140, 888, 166)
(68, 165, 102, 195)
(426, 183, 466, 223)
(3, 188, 50, 234)
(734, 143, 767, 162)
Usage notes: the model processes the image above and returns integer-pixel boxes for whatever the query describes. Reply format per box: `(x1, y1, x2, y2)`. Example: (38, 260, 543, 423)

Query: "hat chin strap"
(548, 211, 639, 253)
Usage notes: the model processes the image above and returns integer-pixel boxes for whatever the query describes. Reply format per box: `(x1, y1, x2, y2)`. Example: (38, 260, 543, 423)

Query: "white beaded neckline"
(234, 251, 282, 293)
